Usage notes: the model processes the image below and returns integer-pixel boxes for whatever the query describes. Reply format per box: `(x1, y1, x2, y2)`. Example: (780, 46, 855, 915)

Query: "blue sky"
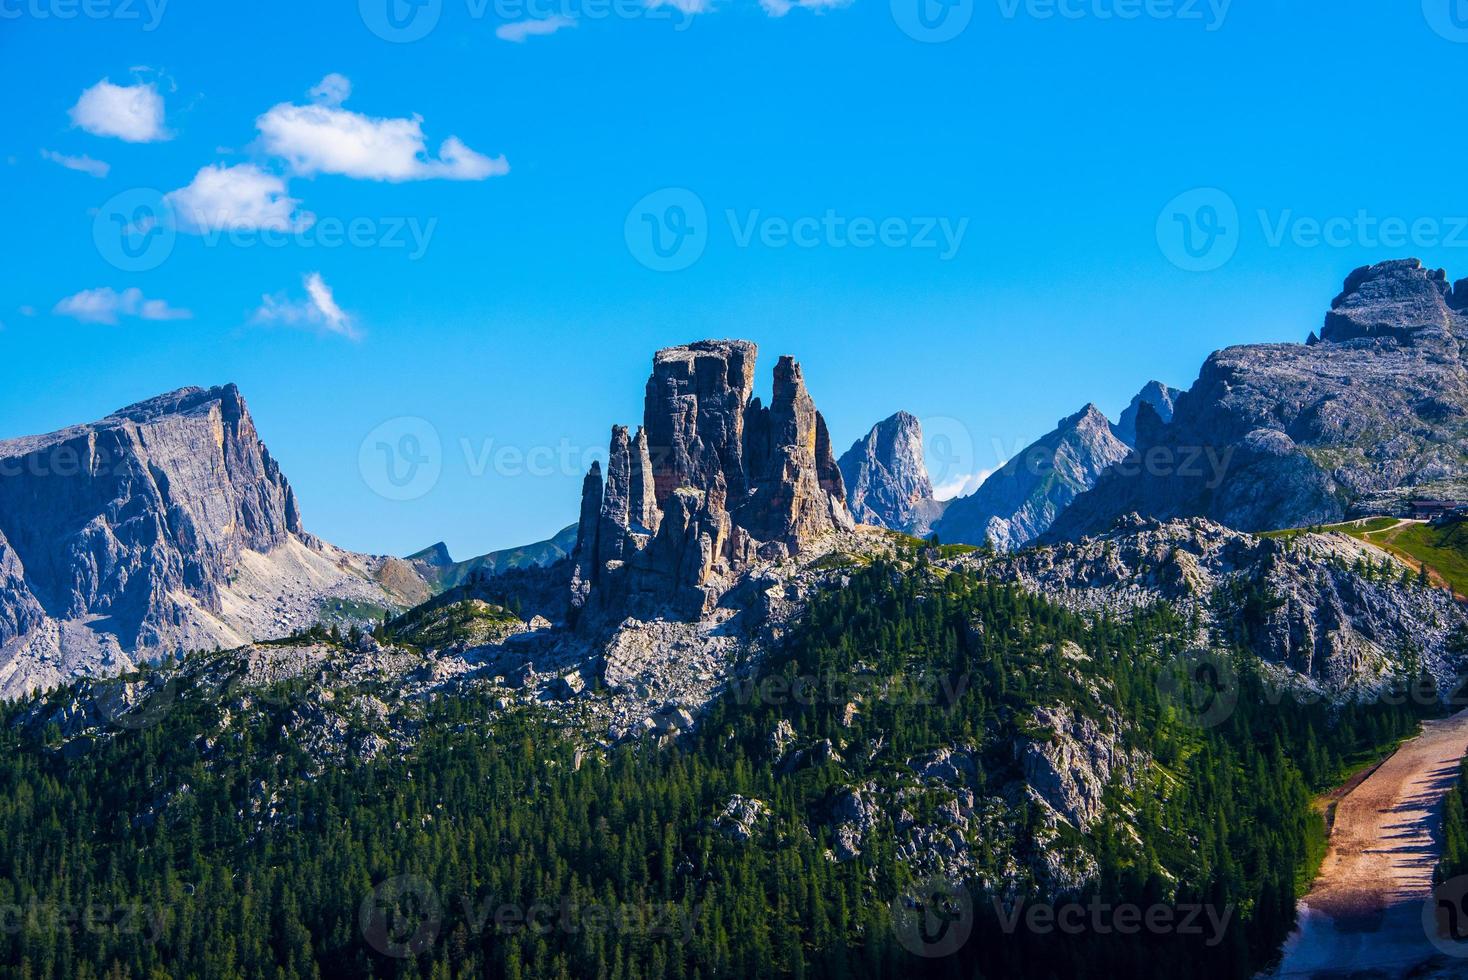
(3, 1, 1468, 559)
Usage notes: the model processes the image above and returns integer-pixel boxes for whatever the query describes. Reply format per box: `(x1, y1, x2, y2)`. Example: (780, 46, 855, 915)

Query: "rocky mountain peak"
(1049, 259, 1468, 541)
(838, 411, 943, 535)
(1115, 382, 1176, 448)
(0, 385, 430, 697)
(1321, 258, 1465, 344)
(409, 542, 455, 568)
(935, 403, 1129, 552)
(573, 340, 852, 620)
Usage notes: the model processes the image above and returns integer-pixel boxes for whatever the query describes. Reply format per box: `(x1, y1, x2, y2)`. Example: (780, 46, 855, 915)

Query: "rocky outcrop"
(0, 386, 430, 698)
(979, 516, 1468, 692)
(1114, 381, 1176, 448)
(0, 528, 44, 648)
(935, 405, 1130, 551)
(571, 341, 853, 621)
(838, 412, 945, 535)
(1019, 703, 1140, 831)
(644, 340, 759, 503)
(1049, 260, 1468, 540)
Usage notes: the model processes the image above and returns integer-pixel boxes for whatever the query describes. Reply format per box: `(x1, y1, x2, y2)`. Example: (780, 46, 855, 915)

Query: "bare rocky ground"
(1, 536, 425, 700)
(1270, 709, 1468, 978)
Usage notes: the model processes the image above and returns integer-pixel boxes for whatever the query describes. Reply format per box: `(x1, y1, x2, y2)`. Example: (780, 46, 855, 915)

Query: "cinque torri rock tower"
(571, 340, 853, 620)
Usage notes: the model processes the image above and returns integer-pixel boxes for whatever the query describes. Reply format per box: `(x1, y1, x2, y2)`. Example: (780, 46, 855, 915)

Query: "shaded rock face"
(572, 341, 853, 620)
(1049, 259, 1468, 541)
(643, 340, 758, 504)
(1114, 381, 1175, 448)
(936, 405, 1129, 552)
(0, 386, 303, 651)
(0, 529, 45, 648)
(837, 412, 945, 535)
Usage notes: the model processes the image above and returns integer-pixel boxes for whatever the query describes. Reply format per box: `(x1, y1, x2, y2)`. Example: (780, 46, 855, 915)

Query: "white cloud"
(644, 0, 713, 13)
(53, 287, 192, 325)
(40, 149, 110, 178)
(253, 273, 358, 340)
(760, 0, 851, 14)
(308, 73, 352, 107)
(496, 15, 577, 41)
(932, 467, 995, 502)
(69, 79, 168, 143)
(255, 75, 508, 182)
(165, 163, 315, 234)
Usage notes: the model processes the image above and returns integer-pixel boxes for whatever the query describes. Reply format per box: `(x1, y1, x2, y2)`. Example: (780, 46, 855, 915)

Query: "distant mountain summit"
(935, 404, 1130, 551)
(1049, 259, 1468, 541)
(408, 526, 577, 592)
(1115, 381, 1176, 448)
(0, 385, 429, 697)
(837, 412, 944, 535)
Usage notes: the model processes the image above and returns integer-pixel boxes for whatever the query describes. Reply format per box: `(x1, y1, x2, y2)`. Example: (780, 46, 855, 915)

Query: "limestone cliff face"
(572, 341, 853, 619)
(0, 386, 429, 697)
(1049, 259, 1468, 541)
(0, 386, 303, 651)
(837, 412, 944, 535)
(936, 405, 1130, 552)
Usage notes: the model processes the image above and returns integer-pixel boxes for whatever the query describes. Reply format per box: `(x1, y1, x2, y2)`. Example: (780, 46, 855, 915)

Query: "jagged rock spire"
(570, 341, 852, 620)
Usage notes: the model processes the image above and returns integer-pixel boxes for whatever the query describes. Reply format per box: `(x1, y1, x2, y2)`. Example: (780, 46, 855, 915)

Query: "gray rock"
(570, 342, 853, 621)
(980, 516, 1467, 692)
(1050, 259, 1468, 540)
(830, 782, 881, 861)
(1019, 704, 1139, 831)
(1115, 381, 1176, 448)
(838, 412, 945, 535)
(0, 385, 431, 697)
(717, 795, 769, 843)
(937, 405, 1129, 551)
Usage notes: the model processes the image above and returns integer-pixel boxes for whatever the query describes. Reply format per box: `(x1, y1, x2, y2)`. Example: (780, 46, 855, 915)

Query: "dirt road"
(1270, 708, 1468, 977)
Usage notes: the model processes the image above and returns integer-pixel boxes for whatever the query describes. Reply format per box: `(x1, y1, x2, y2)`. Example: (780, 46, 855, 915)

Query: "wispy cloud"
(255, 74, 508, 182)
(40, 149, 110, 178)
(53, 287, 192, 325)
(496, 15, 577, 41)
(644, 0, 713, 14)
(69, 79, 168, 143)
(760, 0, 851, 14)
(165, 163, 314, 234)
(253, 273, 358, 340)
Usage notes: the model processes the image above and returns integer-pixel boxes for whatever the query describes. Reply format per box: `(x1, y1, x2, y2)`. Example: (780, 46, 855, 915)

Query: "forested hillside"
(0, 554, 1437, 978)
